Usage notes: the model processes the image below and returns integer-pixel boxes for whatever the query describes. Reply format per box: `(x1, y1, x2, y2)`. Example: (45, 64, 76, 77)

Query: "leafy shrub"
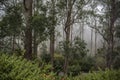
(40, 52, 51, 63)
(53, 53, 64, 74)
(0, 53, 55, 80)
(59, 37, 91, 76)
(69, 69, 120, 80)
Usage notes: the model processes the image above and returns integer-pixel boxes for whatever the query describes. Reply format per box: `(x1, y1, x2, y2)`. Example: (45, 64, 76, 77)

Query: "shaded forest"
(0, 0, 120, 80)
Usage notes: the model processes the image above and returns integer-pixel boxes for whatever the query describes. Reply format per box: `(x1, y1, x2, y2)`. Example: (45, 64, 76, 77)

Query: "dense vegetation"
(0, 53, 120, 80)
(0, 53, 57, 80)
(0, 0, 120, 80)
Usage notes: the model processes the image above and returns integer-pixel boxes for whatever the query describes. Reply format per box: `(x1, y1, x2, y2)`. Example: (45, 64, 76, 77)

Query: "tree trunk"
(106, 0, 115, 68)
(82, 20, 84, 40)
(33, 32, 38, 57)
(91, 28, 93, 55)
(50, 0, 55, 70)
(33, 0, 38, 57)
(12, 35, 15, 52)
(95, 19, 97, 55)
(79, 23, 82, 38)
(64, 0, 73, 75)
(50, 33, 55, 70)
(64, 27, 70, 75)
(23, 0, 33, 60)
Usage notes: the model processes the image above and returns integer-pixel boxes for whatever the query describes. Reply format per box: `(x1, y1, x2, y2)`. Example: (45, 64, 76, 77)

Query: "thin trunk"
(18, 36, 20, 48)
(23, 0, 33, 60)
(64, 0, 72, 75)
(63, 26, 65, 40)
(91, 28, 93, 55)
(70, 25, 73, 42)
(12, 35, 15, 52)
(95, 19, 97, 55)
(64, 27, 70, 75)
(82, 21, 84, 40)
(33, 32, 37, 56)
(79, 23, 82, 39)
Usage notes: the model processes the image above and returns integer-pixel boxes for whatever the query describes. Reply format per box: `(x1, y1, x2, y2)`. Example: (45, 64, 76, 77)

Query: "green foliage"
(94, 48, 106, 70)
(59, 37, 94, 76)
(53, 53, 64, 74)
(77, 69, 120, 80)
(0, 5, 22, 38)
(0, 53, 56, 80)
(80, 56, 95, 72)
(1, 53, 120, 80)
(68, 37, 93, 75)
(40, 48, 64, 74)
(40, 53, 51, 63)
(32, 14, 48, 42)
(95, 47, 120, 70)
(56, 0, 67, 10)
(70, 37, 88, 58)
(0, 4, 23, 53)
(0, 53, 41, 80)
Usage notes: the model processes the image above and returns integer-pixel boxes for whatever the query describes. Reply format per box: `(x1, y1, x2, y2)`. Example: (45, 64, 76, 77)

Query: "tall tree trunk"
(64, 26, 70, 75)
(79, 22, 82, 39)
(12, 35, 15, 52)
(23, 0, 33, 60)
(64, 0, 73, 75)
(95, 19, 97, 55)
(106, 0, 115, 68)
(33, 32, 38, 57)
(50, 0, 55, 70)
(50, 33, 55, 70)
(70, 25, 73, 42)
(82, 20, 84, 40)
(33, 0, 38, 57)
(91, 28, 93, 55)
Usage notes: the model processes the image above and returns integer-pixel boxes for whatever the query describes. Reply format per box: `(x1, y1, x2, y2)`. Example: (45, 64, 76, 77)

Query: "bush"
(70, 69, 120, 80)
(0, 53, 55, 80)
(54, 53, 64, 74)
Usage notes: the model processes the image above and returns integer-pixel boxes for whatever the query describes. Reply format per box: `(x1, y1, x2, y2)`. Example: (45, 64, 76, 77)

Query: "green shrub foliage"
(67, 69, 120, 80)
(0, 54, 41, 80)
(1, 53, 120, 80)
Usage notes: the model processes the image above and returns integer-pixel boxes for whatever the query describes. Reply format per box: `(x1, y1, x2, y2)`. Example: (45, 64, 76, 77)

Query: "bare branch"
(89, 25, 108, 42)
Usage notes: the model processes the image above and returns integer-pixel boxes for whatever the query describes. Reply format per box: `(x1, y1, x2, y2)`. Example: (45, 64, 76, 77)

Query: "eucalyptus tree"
(44, 0, 58, 70)
(49, 0, 56, 71)
(88, 0, 120, 68)
(95, 0, 120, 68)
(32, 0, 48, 58)
(23, 0, 33, 60)
(57, 0, 91, 75)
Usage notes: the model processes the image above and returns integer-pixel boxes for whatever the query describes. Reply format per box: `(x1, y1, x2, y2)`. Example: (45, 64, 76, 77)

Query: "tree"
(0, 1, 23, 53)
(89, 0, 120, 68)
(31, 13, 48, 58)
(23, 0, 33, 60)
(56, 0, 92, 75)
(98, 0, 120, 68)
(59, 37, 92, 76)
(63, 0, 76, 75)
(32, 0, 48, 57)
(49, 0, 57, 70)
